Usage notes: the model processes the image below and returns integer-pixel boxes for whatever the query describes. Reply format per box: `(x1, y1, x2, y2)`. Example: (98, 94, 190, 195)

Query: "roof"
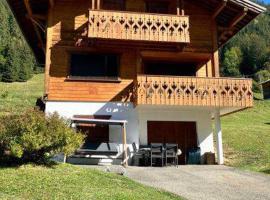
(6, 0, 266, 64)
(261, 79, 270, 85)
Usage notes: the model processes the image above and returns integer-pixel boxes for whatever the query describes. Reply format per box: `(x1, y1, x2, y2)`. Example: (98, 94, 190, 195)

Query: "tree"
(0, 1, 37, 82)
(221, 47, 242, 77)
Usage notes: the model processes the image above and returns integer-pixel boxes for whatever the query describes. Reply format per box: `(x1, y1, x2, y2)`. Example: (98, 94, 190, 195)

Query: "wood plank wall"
(46, 0, 218, 102)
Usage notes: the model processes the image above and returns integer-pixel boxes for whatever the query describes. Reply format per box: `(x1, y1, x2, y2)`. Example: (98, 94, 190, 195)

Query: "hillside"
(222, 97, 270, 174)
(0, 74, 269, 174)
(0, 74, 43, 116)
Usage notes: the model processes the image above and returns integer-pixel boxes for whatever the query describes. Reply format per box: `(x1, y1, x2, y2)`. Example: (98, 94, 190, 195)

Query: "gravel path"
(126, 165, 270, 200)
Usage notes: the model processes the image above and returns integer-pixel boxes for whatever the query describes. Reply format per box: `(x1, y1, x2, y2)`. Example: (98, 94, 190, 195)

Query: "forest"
(0, 1, 38, 82)
(0, 1, 269, 88)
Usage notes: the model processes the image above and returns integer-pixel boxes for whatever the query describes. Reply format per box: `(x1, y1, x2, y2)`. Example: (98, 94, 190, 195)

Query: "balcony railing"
(135, 75, 253, 108)
(88, 10, 190, 43)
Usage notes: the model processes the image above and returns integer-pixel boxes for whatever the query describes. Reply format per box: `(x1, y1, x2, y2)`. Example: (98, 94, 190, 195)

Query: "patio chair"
(165, 143, 178, 167)
(132, 142, 145, 166)
(150, 143, 164, 167)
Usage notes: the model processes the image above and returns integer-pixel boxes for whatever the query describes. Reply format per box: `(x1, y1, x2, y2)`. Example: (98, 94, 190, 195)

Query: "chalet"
(7, 0, 265, 166)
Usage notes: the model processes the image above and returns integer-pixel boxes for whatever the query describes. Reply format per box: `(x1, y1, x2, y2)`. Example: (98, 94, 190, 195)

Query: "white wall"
(46, 101, 215, 159)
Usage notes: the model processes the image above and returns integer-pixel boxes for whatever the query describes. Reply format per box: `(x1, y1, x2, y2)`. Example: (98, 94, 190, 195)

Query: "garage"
(147, 121, 198, 164)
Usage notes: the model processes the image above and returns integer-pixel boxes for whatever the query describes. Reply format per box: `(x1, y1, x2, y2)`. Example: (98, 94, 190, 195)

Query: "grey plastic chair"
(165, 143, 178, 167)
(150, 143, 164, 167)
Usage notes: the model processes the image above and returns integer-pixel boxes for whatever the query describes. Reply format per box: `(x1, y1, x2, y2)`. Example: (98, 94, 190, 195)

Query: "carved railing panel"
(136, 75, 253, 108)
(88, 10, 190, 43)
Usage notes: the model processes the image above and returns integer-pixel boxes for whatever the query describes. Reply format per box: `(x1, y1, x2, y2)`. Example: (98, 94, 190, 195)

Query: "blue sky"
(262, 0, 270, 4)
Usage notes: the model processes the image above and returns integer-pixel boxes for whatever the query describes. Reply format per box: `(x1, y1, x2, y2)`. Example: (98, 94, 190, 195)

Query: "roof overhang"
(230, 0, 266, 13)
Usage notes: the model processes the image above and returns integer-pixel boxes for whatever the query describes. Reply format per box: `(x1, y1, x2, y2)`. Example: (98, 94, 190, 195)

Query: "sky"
(262, 0, 270, 4)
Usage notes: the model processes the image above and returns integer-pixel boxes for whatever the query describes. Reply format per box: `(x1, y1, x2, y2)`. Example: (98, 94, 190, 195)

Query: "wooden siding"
(47, 0, 217, 102)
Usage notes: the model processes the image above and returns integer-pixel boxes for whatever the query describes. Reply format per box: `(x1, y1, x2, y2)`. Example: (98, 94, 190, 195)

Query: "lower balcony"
(135, 75, 253, 108)
(88, 10, 190, 43)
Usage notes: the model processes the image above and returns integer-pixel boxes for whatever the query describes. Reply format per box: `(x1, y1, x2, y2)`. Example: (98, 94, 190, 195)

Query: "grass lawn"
(0, 74, 44, 116)
(0, 164, 182, 200)
(222, 96, 270, 174)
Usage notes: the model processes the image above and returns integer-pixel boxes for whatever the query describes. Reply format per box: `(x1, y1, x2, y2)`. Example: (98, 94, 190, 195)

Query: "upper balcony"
(88, 10, 190, 43)
(135, 75, 253, 109)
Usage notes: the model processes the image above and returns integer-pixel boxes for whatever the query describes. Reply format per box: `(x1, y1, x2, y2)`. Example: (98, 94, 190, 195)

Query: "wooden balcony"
(88, 10, 190, 43)
(135, 75, 253, 108)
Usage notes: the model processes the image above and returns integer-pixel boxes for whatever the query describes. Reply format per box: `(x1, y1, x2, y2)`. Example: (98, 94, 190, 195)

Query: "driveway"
(126, 165, 270, 200)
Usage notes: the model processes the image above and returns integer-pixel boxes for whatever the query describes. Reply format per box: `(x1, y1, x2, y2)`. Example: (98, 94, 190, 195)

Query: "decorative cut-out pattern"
(88, 10, 190, 43)
(136, 75, 253, 107)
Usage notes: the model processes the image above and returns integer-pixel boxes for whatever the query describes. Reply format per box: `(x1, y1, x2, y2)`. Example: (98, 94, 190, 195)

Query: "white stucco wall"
(46, 101, 214, 159)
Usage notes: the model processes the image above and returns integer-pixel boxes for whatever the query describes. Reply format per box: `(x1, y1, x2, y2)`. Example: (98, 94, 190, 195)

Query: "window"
(70, 53, 120, 80)
(102, 0, 125, 10)
(146, 1, 169, 14)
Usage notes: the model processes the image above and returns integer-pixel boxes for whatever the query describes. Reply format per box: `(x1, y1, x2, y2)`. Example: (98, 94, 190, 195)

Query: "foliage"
(254, 70, 270, 83)
(0, 1, 37, 82)
(0, 109, 84, 164)
(221, 47, 242, 77)
(221, 2, 270, 82)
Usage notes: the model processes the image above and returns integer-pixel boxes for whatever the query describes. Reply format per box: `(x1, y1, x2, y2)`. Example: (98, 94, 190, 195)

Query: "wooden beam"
(97, 0, 100, 10)
(49, 0, 54, 8)
(44, 7, 54, 96)
(212, 0, 227, 19)
(177, 0, 180, 16)
(122, 123, 128, 167)
(92, 0, 95, 9)
(228, 7, 248, 28)
(24, 0, 45, 53)
(180, 0, 185, 16)
(31, 14, 47, 21)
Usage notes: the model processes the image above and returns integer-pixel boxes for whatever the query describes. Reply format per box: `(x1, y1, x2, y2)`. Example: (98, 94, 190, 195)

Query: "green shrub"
(254, 70, 270, 83)
(0, 109, 84, 164)
(252, 80, 261, 93)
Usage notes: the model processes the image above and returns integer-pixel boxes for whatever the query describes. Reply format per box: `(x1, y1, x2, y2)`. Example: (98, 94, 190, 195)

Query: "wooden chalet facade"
(7, 0, 265, 166)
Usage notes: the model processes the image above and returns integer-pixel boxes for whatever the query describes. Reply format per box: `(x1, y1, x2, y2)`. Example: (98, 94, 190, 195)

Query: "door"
(147, 121, 198, 164)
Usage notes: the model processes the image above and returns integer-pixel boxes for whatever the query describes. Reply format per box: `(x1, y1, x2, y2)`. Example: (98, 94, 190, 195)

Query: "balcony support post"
(177, 0, 180, 15)
(97, 0, 100, 10)
(214, 110, 224, 165)
(180, 0, 185, 16)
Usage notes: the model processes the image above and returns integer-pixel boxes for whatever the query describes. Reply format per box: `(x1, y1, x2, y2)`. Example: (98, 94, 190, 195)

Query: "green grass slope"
(0, 164, 182, 200)
(222, 98, 270, 174)
(0, 74, 44, 116)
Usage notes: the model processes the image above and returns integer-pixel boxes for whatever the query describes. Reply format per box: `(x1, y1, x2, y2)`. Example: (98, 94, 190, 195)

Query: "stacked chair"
(150, 143, 178, 167)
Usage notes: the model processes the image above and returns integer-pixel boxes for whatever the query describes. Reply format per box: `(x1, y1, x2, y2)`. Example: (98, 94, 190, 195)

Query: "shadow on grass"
(254, 97, 264, 101)
(260, 169, 270, 174)
(264, 122, 270, 125)
(0, 158, 59, 169)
